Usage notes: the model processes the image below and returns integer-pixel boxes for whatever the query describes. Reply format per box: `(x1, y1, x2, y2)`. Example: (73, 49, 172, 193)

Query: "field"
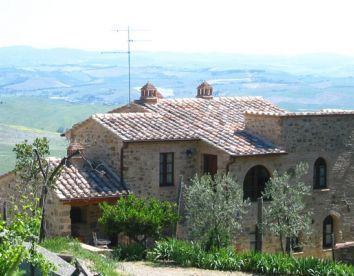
(0, 96, 112, 174)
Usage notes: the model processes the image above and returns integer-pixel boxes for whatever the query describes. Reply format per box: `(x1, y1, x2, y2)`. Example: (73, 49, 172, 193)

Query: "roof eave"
(231, 151, 288, 158)
(61, 193, 128, 205)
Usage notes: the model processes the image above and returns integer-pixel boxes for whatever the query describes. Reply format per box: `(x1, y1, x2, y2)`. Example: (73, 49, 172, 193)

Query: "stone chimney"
(140, 82, 162, 104)
(196, 81, 213, 99)
(67, 141, 85, 167)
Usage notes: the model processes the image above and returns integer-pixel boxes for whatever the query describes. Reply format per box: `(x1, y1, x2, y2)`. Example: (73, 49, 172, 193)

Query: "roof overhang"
(61, 194, 126, 206)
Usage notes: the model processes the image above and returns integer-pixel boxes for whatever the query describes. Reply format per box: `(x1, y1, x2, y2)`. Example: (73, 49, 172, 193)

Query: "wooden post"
(257, 197, 263, 252)
(175, 175, 184, 239)
(331, 233, 335, 261)
(2, 202, 7, 222)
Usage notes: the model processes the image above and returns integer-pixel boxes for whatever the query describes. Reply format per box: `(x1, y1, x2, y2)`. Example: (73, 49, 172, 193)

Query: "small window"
(314, 158, 327, 189)
(70, 207, 83, 223)
(243, 165, 270, 202)
(286, 237, 302, 253)
(323, 215, 334, 248)
(203, 154, 217, 176)
(160, 152, 174, 186)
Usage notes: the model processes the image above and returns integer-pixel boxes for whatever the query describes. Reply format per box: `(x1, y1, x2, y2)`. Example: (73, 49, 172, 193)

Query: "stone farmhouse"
(1, 81, 354, 258)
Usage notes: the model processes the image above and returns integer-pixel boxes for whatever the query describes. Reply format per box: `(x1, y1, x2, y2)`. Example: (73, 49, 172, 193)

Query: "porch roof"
(51, 158, 129, 202)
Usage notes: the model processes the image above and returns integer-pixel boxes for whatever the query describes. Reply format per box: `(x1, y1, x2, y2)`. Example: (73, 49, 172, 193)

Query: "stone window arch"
(314, 157, 327, 189)
(243, 165, 270, 202)
(323, 215, 334, 248)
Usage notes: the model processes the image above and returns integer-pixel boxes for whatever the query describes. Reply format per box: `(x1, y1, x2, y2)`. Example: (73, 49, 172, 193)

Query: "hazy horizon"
(2, 0, 354, 55)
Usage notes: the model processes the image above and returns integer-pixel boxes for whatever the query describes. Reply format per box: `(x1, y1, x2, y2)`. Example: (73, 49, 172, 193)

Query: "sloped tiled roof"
(51, 158, 129, 201)
(91, 96, 287, 156)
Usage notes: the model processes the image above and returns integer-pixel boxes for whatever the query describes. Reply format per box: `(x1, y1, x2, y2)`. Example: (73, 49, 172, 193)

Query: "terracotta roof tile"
(51, 159, 129, 201)
(92, 96, 287, 156)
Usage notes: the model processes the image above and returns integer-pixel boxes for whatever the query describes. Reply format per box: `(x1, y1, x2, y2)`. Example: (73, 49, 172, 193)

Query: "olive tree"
(262, 163, 312, 254)
(184, 173, 249, 251)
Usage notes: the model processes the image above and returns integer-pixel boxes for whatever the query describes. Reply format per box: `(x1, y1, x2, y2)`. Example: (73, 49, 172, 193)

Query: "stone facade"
(0, 172, 71, 238)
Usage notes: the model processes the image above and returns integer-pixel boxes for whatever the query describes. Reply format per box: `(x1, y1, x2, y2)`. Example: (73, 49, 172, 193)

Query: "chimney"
(140, 82, 162, 104)
(196, 81, 213, 99)
(67, 141, 85, 167)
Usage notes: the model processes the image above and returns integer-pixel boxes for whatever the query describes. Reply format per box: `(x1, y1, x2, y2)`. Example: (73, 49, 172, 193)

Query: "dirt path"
(117, 261, 255, 276)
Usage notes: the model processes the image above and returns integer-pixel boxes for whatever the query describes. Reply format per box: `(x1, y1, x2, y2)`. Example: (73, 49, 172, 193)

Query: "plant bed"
(148, 239, 354, 276)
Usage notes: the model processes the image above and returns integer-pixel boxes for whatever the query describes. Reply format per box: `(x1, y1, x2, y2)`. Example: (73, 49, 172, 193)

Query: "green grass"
(0, 123, 68, 174)
(41, 237, 120, 276)
(0, 96, 112, 132)
(0, 95, 114, 175)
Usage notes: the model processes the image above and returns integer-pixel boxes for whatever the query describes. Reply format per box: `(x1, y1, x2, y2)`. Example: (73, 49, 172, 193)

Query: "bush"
(112, 243, 147, 261)
(148, 239, 354, 275)
(99, 195, 179, 246)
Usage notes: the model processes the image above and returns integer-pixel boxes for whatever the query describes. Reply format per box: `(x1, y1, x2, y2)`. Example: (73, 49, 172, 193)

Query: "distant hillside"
(1, 46, 354, 174)
(1, 46, 354, 110)
(0, 124, 67, 174)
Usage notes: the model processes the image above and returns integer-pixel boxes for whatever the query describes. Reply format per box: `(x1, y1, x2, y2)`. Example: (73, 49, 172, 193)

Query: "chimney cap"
(139, 82, 162, 104)
(141, 82, 157, 91)
(197, 81, 212, 89)
(196, 81, 213, 99)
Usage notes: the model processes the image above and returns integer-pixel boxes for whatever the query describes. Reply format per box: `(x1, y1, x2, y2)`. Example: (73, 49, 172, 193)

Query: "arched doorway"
(243, 165, 270, 202)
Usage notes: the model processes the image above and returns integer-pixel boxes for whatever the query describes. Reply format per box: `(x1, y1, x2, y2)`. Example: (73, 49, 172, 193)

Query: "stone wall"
(121, 139, 231, 201)
(68, 119, 124, 174)
(0, 172, 71, 238)
(234, 113, 354, 258)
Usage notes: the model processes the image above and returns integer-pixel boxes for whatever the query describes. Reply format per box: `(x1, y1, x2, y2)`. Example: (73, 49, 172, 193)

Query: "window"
(323, 215, 334, 248)
(160, 152, 174, 186)
(286, 237, 302, 253)
(314, 158, 327, 189)
(203, 154, 217, 176)
(70, 207, 83, 223)
(243, 165, 270, 202)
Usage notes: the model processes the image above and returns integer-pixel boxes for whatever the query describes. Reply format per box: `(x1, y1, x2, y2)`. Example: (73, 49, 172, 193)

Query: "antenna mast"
(102, 26, 150, 107)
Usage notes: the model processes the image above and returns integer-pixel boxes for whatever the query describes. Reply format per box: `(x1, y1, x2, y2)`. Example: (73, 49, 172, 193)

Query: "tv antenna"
(102, 26, 150, 106)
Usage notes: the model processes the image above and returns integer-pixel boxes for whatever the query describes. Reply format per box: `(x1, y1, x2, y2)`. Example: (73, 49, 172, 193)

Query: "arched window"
(323, 215, 334, 248)
(243, 165, 270, 202)
(314, 158, 327, 189)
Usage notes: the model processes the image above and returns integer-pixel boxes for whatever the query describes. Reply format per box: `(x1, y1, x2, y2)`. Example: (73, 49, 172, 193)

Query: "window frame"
(159, 152, 174, 187)
(314, 158, 327, 189)
(323, 215, 334, 248)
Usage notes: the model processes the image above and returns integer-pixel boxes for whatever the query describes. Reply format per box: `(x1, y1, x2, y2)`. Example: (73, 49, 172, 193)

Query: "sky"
(1, 0, 354, 55)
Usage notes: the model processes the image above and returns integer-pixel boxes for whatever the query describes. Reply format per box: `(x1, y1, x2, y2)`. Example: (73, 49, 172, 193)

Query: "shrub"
(99, 195, 179, 246)
(112, 243, 146, 261)
(148, 239, 354, 275)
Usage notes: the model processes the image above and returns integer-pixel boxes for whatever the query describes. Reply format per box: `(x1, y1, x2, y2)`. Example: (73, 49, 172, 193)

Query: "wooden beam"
(62, 196, 121, 206)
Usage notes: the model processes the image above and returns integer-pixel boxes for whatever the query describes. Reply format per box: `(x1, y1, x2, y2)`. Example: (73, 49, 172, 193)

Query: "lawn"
(41, 237, 120, 276)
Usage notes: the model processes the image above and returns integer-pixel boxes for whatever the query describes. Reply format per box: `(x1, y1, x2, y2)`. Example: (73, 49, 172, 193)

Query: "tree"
(99, 195, 179, 246)
(184, 173, 249, 251)
(262, 163, 312, 254)
(13, 137, 79, 242)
